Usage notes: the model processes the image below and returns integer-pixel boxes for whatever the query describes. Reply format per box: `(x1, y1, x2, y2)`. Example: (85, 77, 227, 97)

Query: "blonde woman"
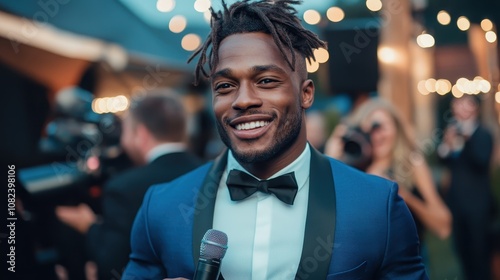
(326, 97, 452, 240)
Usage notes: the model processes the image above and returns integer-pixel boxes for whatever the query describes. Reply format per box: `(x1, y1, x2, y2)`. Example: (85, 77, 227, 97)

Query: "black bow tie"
(226, 169, 298, 205)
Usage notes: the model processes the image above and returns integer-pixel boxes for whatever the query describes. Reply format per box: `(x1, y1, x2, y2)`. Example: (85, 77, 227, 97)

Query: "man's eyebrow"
(252, 64, 287, 75)
(212, 68, 232, 79)
(211, 64, 287, 79)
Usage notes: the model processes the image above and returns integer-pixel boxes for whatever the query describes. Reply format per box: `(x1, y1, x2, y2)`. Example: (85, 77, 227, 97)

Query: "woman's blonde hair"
(347, 97, 419, 190)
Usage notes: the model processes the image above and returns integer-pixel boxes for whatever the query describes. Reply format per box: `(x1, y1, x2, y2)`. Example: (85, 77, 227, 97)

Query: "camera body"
(18, 87, 131, 205)
(341, 122, 380, 171)
(18, 113, 130, 205)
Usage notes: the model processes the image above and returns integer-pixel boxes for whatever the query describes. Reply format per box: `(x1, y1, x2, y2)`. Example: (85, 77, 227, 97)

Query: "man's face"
(211, 32, 314, 164)
(451, 96, 478, 122)
(120, 114, 143, 165)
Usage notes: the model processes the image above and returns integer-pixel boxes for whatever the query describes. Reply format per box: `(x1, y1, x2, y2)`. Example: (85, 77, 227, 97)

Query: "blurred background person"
(437, 94, 495, 280)
(306, 110, 328, 152)
(55, 90, 202, 279)
(325, 97, 452, 243)
(181, 79, 224, 161)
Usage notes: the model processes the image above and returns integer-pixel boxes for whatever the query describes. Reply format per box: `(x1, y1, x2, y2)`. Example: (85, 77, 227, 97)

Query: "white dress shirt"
(213, 144, 311, 280)
(437, 120, 478, 158)
(145, 142, 187, 163)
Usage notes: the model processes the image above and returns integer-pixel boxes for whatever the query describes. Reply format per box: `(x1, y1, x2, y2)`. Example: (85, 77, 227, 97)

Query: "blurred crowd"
(4, 79, 500, 279)
(311, 94, 500, 280)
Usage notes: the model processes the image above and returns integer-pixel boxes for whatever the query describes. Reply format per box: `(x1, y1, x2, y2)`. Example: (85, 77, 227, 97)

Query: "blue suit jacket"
(123, 148, 428, 279)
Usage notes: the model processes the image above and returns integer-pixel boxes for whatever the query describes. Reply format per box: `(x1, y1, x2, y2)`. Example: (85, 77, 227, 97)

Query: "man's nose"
(232, 82, 263, 110)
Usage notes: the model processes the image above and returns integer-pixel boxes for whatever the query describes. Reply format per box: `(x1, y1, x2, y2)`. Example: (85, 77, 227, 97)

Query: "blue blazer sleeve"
(122, 187, 167, 279)
(378, 183, 428, 279)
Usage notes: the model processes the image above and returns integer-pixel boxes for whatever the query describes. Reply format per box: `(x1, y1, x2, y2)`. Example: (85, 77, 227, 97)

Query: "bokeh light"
(480, 19, 493, 31)
(306, 59, 319, 73)
(416, 33, 435, 48)
(378, 46, 397, 64)
(486, 31, 497, 43)
(313, 48, 329, 63)
(169, 15, 187, 33)
(92, 95, 129, 114)
(327, 7, 344, 22)
(156, 0, 175, 12)
(418, 80, 430, 95)
(457, 16, 470, 31)
(366, 0, 382, 12)
(451, 85, 464, 98)
(204, 10, 212, 23)
(454, 77, 491, 95)
(194, 0, 211, 13)
(181, 33, 201, 51)
(435, 79, 452, 95)
(303, 9, 321, 25)
(437, 10, 451, 25)
(425, 78, 437, 92)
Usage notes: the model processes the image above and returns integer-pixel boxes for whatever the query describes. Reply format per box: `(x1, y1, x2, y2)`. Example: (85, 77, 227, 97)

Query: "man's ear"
(135, 123, 150, 145)
(301, 79, 314, 110)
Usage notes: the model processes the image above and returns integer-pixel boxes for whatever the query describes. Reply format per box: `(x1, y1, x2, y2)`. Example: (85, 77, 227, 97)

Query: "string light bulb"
(194, 0, 211, 13)
(156, 0, 175, 12)
(418, 80, 430, 95)
(313, 48, 329, 63)
(366, 0, 382, 12)
(306, 59, 319, 73)
(437, 10, 451, 25)
(303, 10, 321, 25)
(181, 34, 201, 51)
(416, 33, 435, 48)
(481, 19, 493, 31)
(457, 16, 470, 31)
(327, 7, 344, 22)
(169, 15, 187, 33)
(486, 31, 497, 43)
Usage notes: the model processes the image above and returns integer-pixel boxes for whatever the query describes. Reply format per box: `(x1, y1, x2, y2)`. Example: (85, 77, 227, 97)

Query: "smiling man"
(123, 1, 428, 279)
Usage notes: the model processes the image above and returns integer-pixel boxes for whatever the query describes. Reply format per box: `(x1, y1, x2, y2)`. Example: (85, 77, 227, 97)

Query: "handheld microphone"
(193, 229, 228, 280)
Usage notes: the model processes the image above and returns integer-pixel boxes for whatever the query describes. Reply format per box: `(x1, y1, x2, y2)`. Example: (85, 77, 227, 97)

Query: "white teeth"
(236, 121, 270, 130)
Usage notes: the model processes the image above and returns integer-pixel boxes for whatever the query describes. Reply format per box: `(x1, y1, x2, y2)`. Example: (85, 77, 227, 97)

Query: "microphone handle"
(193, 258, 221, 280)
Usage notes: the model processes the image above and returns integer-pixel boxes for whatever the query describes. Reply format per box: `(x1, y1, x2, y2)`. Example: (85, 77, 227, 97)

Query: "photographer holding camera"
(326, 98, 452, 244)
(56, 90, 202, 279)
(437, 95, 495, 280)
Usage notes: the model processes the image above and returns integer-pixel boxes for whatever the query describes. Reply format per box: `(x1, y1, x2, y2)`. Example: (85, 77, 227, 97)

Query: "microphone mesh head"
(200, 229, 228, 260)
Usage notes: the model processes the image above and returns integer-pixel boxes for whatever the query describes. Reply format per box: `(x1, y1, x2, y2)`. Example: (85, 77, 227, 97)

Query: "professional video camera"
(18, 87, 131, 205)
(340, 122, 380, 171)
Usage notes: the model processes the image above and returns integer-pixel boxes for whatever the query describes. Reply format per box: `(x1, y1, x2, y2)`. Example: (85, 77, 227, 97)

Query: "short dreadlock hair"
(188, 0, 327, 85)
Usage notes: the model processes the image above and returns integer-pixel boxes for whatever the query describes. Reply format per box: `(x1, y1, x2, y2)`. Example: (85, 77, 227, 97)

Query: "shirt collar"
(456, 119, 479, 137)
(226, 143, 311, 191)
(146, 142, 187, 163)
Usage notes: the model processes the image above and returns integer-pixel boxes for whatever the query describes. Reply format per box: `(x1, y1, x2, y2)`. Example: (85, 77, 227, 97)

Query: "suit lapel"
(296, 146, 337, 279)
(192, 150, 228, 266)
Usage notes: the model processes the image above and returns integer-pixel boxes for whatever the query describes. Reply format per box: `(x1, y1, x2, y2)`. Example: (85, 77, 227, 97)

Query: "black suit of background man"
(56, 91, 202, 279)
(88, 152, 201, 279)
(438, 95, 495, 280)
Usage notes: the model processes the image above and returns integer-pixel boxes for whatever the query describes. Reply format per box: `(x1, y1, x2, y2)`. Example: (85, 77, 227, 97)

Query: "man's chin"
(231, 147, 271, 164)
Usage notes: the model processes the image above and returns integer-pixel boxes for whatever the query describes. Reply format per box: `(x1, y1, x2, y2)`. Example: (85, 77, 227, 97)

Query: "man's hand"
(56, 203, 97, 234)
(442, 126, 458, 147)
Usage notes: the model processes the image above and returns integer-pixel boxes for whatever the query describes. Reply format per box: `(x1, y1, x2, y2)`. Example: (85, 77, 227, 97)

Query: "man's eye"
(214, 83, 232, 91)
(259, 78, 277, 84)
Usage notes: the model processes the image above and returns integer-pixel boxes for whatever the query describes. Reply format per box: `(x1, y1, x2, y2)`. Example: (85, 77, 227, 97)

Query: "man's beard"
(216, 110, 302, 164)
